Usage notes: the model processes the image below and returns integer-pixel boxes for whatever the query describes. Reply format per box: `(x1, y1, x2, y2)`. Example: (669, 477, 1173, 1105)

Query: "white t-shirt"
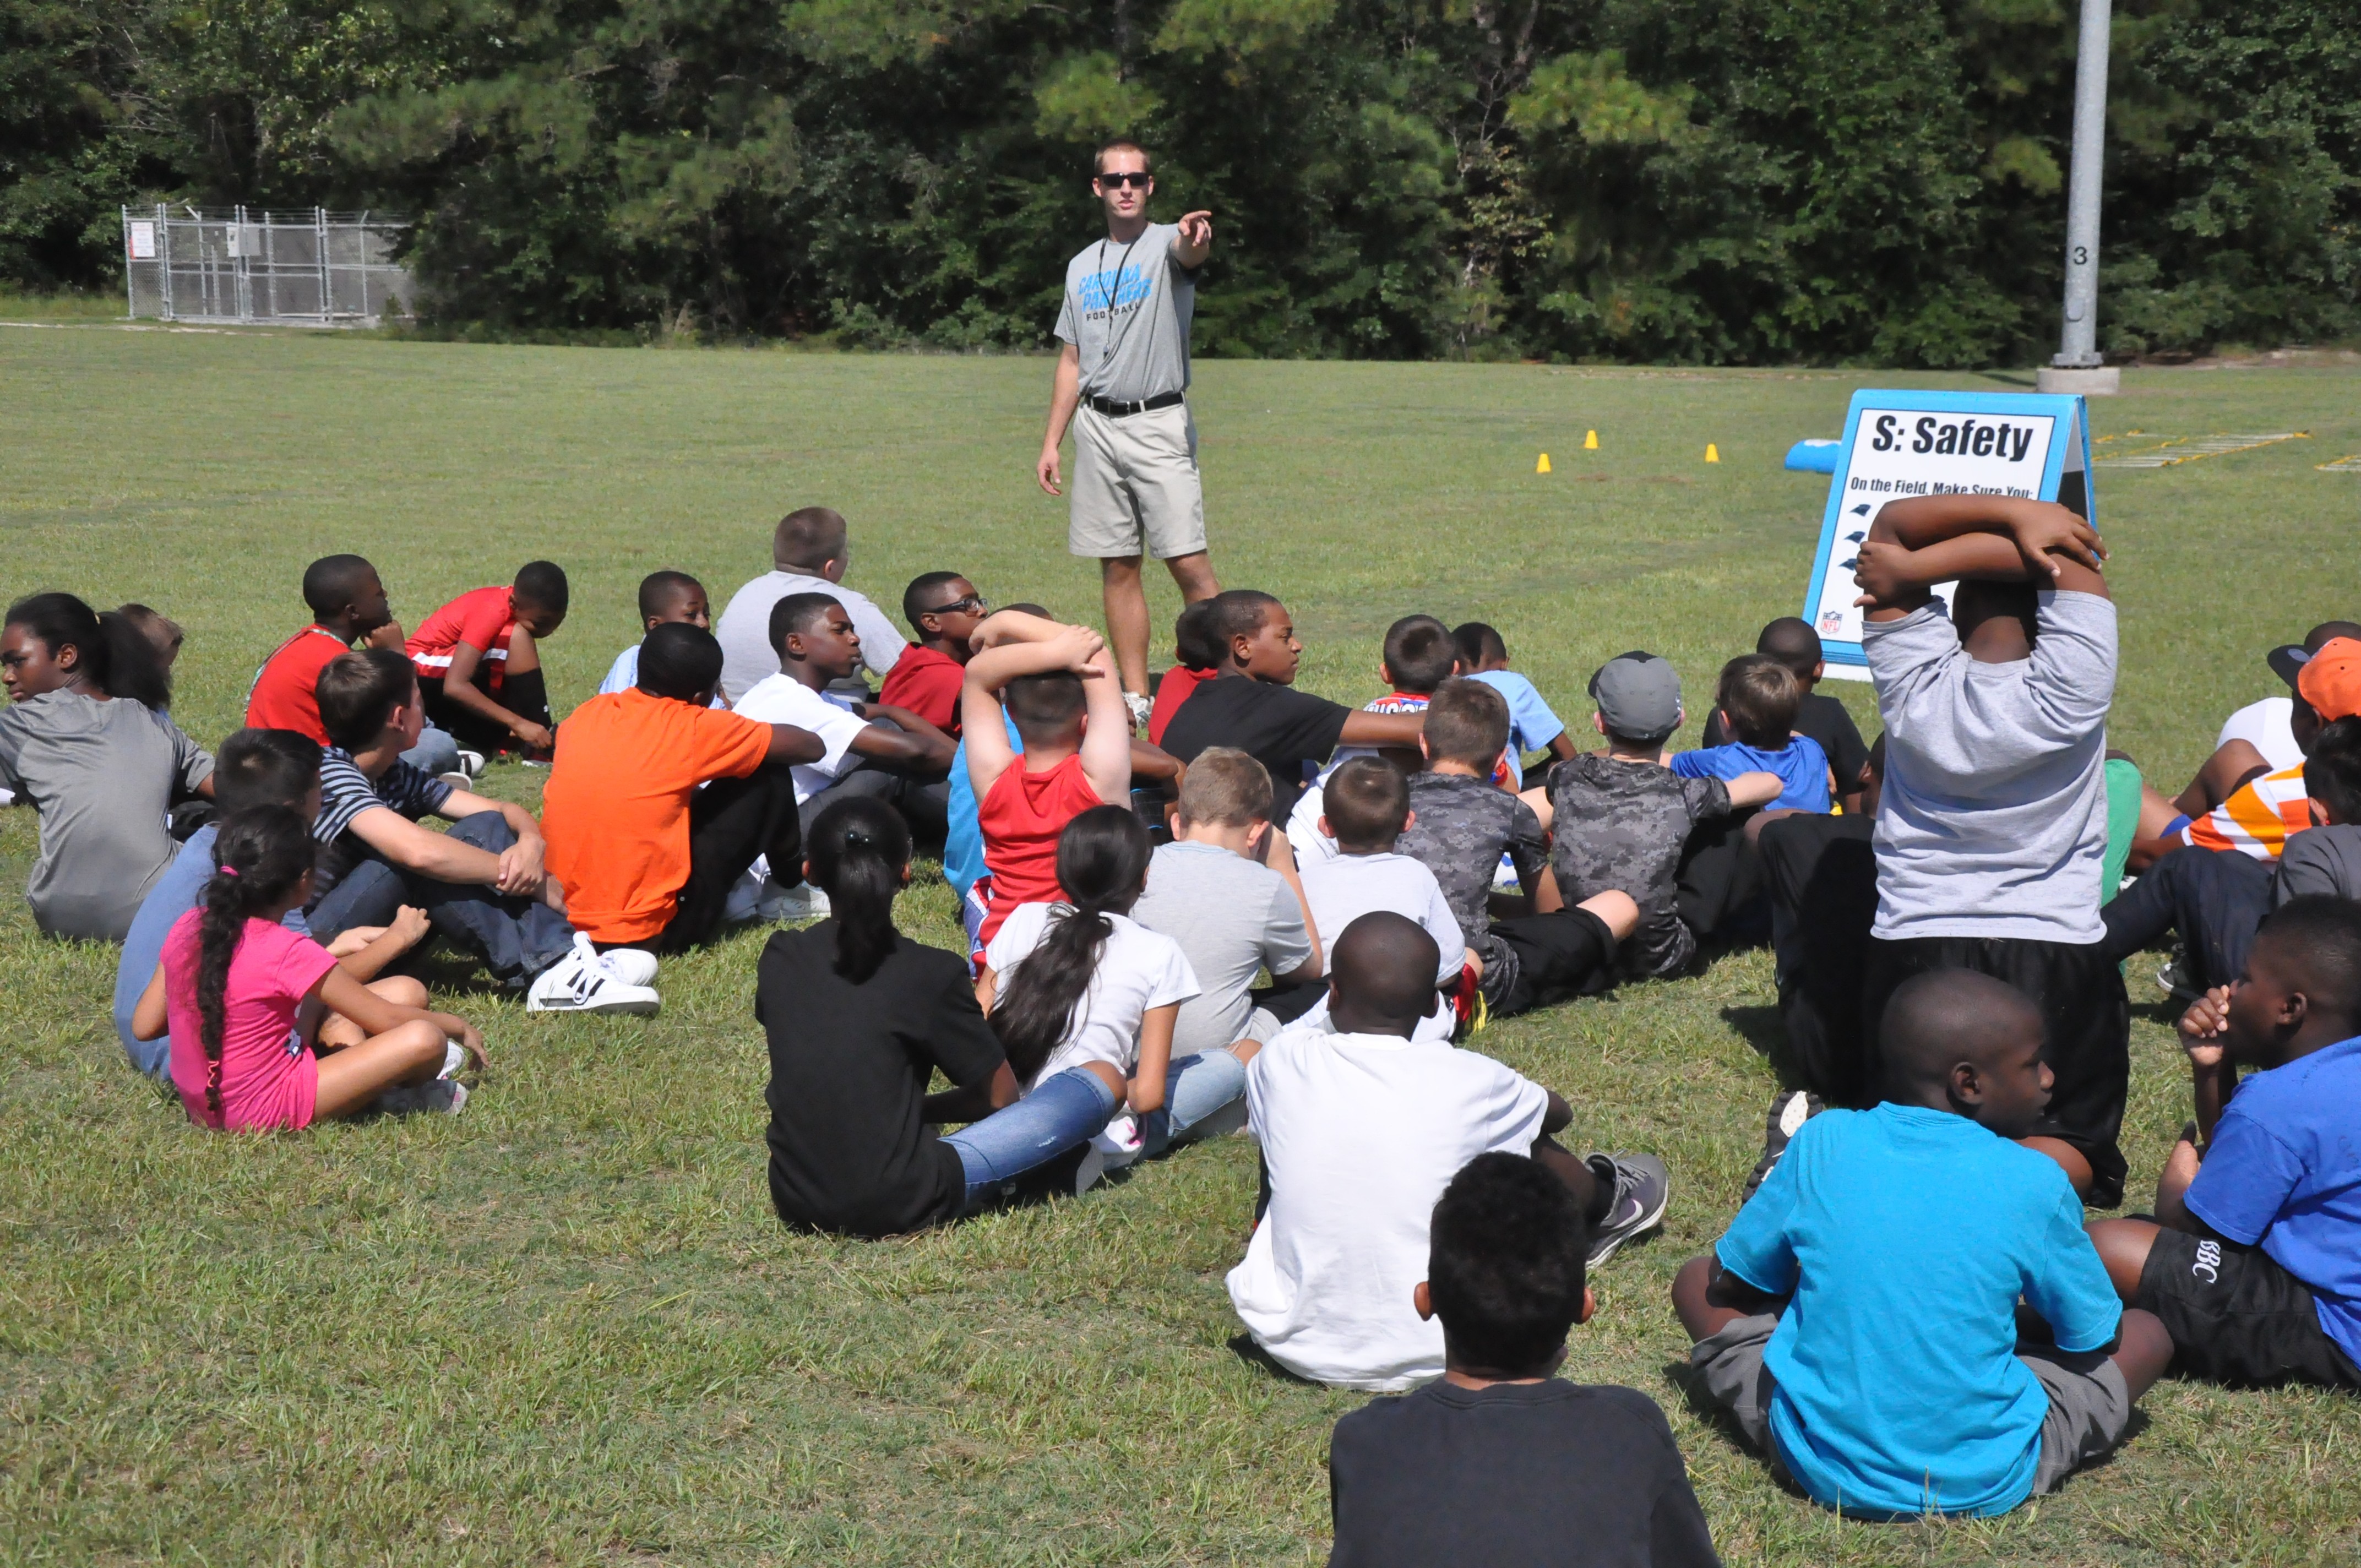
(2217, 696, 2303, 772)
(1297, 852, 1465, 982)
(984, 903, 1199, 1088)
(1286, 780, 1341, 865)
(1227, 1028, 1550, 1390)
(714, 570, 904, 703)
(1864, 591, 2115, 944)
(732, 673, 869, 805)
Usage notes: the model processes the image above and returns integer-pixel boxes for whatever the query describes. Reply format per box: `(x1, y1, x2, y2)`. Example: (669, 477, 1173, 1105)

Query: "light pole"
(2038, 0, 2119, 394)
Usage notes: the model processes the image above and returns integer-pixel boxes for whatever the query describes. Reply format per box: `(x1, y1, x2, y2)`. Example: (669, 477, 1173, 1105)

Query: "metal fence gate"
(121, 207, 414, 327)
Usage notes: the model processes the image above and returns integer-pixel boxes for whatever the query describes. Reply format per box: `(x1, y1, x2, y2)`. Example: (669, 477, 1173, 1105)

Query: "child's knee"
(1579, 889, 1640, 940)
(371, 974, 430, 1008)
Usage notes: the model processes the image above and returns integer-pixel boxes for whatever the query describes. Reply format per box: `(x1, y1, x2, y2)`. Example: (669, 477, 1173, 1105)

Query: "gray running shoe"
(1583, 1152, 1669, 1265)
(1742, 1090, 1824, 1201)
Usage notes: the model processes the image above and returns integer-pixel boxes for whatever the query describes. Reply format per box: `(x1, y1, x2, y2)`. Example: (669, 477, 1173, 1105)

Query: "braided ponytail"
(194, 808, 315, 1118)
(991, 805, 1152, 1082)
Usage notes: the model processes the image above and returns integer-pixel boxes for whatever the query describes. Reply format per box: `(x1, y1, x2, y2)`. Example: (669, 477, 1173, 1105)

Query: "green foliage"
(0, 0, 2354, 360)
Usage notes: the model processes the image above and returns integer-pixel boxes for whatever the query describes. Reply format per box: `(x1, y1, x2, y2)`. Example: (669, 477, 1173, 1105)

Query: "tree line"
(3, 0, 2354, 364)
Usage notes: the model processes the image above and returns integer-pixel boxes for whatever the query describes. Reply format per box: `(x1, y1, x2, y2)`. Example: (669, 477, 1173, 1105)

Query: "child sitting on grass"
(1287, 758, 1467, 1032)
(1399, 679, 1636, 1020)
(130, 807, 486, 1128)
(1327, 1153, 1719, 1568)
(2087, 897, 2361, 1390)
(877, 571, 989, 735)
(1228, 912, 1667, 1391)
(1288, 612, 1463, 862)
(1147, 600, 1221, 747)
(1674, 654, 1832, 813)
(962, 611, 1134, 952)
(598, 570, 710, 695)
(404, 561, 568, 759)
(1675, 969, 2170, 1518)
(1701, 617, 1872, 813)
(1525, 653, 1778, 981)
(1451, 621, 1576, 788)
(976, 807, 1201, 1193)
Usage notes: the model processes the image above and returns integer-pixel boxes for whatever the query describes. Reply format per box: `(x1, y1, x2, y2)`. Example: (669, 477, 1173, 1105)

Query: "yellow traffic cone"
(1536, 453, 1552, 473)
(1705, 443, 1721, 463)
(1583, 429, 1598, 450)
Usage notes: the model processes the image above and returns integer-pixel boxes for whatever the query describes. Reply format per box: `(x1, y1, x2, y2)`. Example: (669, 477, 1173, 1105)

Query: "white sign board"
(127, 221, 157, 260)
(1803, 390, 2093, 680)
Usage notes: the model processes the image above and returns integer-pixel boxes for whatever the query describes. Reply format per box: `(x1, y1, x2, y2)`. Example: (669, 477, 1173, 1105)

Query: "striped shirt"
(310, 747, 454, 900)
(2184, 765, 2313, 859)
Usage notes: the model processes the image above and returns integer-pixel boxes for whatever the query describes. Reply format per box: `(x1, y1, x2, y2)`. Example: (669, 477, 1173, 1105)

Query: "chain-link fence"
(121, 207, 414, 327)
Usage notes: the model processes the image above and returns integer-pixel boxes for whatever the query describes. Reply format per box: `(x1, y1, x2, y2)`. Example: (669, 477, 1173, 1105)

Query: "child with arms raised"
(131, 807, 486, 1127)
(1676, 970, 2170, 1518)
(2087, 897, 2361, 1390)
(1328, 1153, 1718, 1567)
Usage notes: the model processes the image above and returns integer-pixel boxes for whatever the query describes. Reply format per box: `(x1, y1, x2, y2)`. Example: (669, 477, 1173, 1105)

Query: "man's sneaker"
(527, 935, 660, 1015)
(1584, 1152, 1669, 1265)
(598, 947, 659, 987)
(454, 749, 487, 778)
(374, 1078, 467, 1117)
(1742, 1090, 1824, 1201)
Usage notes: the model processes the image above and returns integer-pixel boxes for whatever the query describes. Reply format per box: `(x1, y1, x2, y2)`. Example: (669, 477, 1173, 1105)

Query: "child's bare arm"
(1864, 496, 2108, 603)
(1726, 770, 1785, 809)
(1129, 1004, 1178, 1115)
(332, 906, 432, 982)
(130, 965, 168, 1041)
(1078, 643, 1134, 804)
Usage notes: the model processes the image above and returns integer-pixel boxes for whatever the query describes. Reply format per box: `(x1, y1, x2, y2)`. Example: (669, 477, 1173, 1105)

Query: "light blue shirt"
(599, 643, 641, 695)
(1466, 671, 1564, 786)
(1716, 1103, 2121, 1517)
(945, 714, 1023, 901)
(1673, 736, 1832, 813)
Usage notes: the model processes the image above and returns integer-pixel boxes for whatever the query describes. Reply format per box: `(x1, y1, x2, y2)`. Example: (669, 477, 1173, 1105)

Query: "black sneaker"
(1584, 1153, 1669, 1265)
(1742, 1090, 1823, 1202)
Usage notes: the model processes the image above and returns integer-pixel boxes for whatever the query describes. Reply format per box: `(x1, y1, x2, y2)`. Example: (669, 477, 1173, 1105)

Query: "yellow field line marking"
(2319, 454, 2361, 472)
(2095, 432, 2309, 469)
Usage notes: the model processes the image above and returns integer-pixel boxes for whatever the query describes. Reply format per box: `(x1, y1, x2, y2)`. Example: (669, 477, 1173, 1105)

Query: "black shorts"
(1488, 906, 1616, 1016)
(1862, 935, 2130, 1207)
(2136, 1227, 2361, 1390)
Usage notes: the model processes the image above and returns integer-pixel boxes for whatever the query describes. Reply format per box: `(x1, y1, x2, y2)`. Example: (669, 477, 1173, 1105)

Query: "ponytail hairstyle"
(804, 795, 910, 983)
(991, 805, 1152, 1081)
(194, 807, 316, 1118)
(0, 592, 170, 709)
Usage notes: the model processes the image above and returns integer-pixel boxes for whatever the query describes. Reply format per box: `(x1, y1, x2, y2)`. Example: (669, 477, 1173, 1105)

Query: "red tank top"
(975, 753, 1105, 945)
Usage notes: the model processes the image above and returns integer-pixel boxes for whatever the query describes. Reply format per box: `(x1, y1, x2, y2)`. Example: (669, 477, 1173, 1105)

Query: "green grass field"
(4, 323, 2359, 1565)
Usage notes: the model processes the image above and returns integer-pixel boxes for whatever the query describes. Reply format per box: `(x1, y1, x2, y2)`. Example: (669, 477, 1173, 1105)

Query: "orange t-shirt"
(975, 752, 1107, 947)
(541, 689, 774, 943)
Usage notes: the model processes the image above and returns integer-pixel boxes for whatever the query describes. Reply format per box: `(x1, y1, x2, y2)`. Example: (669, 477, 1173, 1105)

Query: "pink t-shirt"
(164, 911, 340, 1131)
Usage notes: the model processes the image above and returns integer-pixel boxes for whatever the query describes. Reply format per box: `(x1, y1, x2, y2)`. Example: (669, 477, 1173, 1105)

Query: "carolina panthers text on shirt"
(1077, 263, 1151, 318)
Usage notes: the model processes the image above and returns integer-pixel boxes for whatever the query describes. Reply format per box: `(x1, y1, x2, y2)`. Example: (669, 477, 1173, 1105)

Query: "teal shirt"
(1716, 1104, 2121, 1517)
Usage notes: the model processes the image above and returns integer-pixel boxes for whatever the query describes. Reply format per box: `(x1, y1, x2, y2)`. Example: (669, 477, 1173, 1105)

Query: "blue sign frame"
(1805, 389, 2094, 676)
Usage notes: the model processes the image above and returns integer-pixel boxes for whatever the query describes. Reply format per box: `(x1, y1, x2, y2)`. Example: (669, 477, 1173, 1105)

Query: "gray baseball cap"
(1588, 651, 1683, 741)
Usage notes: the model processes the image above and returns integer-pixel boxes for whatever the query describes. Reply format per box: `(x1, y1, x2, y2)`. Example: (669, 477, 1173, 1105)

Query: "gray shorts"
(1690, 1313, 2131, 1505)
(1068, 402, 1206, 560)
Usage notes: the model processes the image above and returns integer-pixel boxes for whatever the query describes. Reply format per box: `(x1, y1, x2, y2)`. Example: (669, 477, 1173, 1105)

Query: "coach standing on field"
(1035, 138, 1221, 720)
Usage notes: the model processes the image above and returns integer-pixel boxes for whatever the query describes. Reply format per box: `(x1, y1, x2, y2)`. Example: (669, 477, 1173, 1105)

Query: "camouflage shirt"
(1546, 754, 1732, 978)
(1400, 771, 1548, 1002)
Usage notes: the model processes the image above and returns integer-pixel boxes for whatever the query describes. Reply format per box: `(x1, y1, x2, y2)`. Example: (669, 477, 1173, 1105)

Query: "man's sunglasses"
(1096, 171, 1151, 190)
(927, 594, 988, 617)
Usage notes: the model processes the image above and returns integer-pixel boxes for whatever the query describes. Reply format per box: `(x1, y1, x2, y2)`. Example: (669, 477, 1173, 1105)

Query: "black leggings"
(656, 761, 803, 952)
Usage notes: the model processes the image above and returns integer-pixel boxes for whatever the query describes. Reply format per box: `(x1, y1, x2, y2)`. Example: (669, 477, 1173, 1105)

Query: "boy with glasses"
(879, 573, 989, 736)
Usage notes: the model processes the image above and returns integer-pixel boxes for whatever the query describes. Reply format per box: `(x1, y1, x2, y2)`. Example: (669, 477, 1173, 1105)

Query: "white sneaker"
(527, 935, 660, 1015)
(437, 770, 473, 792)
(759, 879, 830, 922)
(375, 1078, 467, 1116)
(1124, 692, 1153, 730)
(599, 947, 659, 987)
(1078, 1115, 1145, 1194)
(455, 749, 487, 778)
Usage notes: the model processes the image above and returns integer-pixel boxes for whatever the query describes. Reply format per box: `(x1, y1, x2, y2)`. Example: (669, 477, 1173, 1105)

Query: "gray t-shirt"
(0, 690, 213, 940)
(1055, 224, 1196, 404)
(2276, 825, 2361, 905)
(1131, 840, 1311, 1057)
(712, 570, 905, 705)
(1865, 591, 2116, 944)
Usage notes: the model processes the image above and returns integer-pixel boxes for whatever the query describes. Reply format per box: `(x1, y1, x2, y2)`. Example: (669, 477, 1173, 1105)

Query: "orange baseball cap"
(2297, 637, 2361, 721)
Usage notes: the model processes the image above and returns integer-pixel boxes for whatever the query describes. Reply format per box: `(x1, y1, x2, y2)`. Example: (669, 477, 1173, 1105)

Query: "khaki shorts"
(1691, 1312, 2132, 1509)
(1069, 402, 1207, 560)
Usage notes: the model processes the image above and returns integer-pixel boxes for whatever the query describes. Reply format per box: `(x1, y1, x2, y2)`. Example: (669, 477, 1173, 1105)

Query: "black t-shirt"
(1329, 1379, 1721, 1568)
(1702, 690, 1870, 798)
(758, 922, 1006, 1238)
(1158, 674, 1352, 810)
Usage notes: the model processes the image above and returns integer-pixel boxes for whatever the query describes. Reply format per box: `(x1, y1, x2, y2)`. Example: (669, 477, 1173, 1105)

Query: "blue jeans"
(943, 1068, 1118, 1211)
(399, 722, 461, 775)
(1140, 1047, 1250, 1156)
(306, 812, 575, 986)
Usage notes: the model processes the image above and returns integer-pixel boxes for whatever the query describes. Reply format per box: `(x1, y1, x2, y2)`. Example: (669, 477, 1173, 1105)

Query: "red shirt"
(406, 586, 515, 690)
(878, 644, 964, 734)
(975, 752, 1105, 946)
(1149, 665, 1215, 746)
(244, 624, 350, 743)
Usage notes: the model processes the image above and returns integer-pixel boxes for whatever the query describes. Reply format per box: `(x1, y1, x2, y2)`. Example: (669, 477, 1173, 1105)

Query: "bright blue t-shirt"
(1716, 1103, 2121, 1517)
(944, 714, 1024, 900)
(1672, 735, 1832, 813)
(2185, 1035, 2361, 1365)
(1466, 671, 1565, 787)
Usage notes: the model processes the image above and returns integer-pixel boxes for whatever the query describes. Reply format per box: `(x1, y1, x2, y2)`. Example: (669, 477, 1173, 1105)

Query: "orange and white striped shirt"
(2184, 765, 2315, 859)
